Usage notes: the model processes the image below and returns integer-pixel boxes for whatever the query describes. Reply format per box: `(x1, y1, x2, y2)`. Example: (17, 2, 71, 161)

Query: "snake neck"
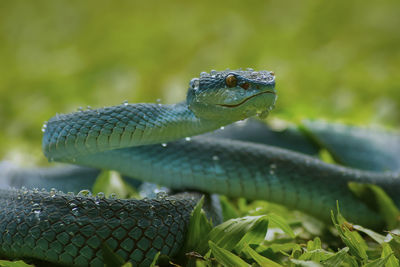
(43, 101, 230, 161)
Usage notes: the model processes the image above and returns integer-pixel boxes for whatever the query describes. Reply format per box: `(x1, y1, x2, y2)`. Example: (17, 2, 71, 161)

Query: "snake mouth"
(217, 90, 276, 108)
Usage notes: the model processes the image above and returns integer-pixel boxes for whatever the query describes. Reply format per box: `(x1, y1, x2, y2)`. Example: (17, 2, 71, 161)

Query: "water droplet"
(220, 126, 225, 130)
(32, 203, 41, 212)
(122, 100, 129, 106)
(210, 70, 217, 75)
(77, 189, 91, 197)
(161, 143, 167, 147)
(96, 192, 105, 199)
(200, 71, 208, 77)
(41, 122, 47, 133)
(77, 107, 83, 112)
(212, 155, 219, 161)
(246, 68, 254, 71)
(50, 188, 57, 196)
(86, 106, 92, 110)
(32, 203, 41, 220)
(109, 193, 117, 199)
(71, 207, 79, 216)
(185, 137, 191, 141)
(156, 191, 168, 199)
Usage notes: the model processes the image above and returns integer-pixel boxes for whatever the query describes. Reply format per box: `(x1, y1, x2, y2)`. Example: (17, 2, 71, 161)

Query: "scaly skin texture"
(0, 189, 197, 266)
(1, 69, 400, 266)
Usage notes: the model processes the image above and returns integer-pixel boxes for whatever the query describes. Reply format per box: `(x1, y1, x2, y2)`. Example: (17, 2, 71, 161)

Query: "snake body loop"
(1, 69, 399, 266)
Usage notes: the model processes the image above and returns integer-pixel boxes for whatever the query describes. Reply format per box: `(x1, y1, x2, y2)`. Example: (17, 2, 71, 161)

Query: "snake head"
(187, 69, 277, 121)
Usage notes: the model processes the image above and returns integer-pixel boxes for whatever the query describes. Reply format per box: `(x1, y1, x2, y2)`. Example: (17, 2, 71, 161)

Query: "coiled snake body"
(1, 70, 399, 266)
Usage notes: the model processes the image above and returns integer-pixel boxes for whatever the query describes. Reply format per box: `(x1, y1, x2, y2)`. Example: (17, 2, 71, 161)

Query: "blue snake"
(1, 69, 399, 266)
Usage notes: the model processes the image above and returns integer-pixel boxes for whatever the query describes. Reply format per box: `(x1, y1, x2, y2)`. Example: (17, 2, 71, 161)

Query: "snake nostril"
(240, 83, 250, 90)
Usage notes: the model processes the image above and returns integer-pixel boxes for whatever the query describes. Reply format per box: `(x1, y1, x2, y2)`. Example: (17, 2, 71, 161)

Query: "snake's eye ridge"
(225, 75, 237, 88)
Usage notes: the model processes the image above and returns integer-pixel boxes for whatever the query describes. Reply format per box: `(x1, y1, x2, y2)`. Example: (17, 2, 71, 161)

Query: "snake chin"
(216, 91, 276, 108)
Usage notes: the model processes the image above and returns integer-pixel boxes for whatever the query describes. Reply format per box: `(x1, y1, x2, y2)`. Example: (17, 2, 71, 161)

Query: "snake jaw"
(216, 91, 276, 108)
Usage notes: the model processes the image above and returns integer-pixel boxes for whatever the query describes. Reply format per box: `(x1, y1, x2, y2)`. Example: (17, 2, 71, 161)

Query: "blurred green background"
(0, 0, 399, 163)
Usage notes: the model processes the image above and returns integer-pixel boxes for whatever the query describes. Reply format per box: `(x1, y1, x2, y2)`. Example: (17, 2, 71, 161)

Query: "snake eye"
(225, 75, 237, 88)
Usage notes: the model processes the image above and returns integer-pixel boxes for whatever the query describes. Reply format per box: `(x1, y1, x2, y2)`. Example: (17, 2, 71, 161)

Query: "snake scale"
(1, 69, 400, 266)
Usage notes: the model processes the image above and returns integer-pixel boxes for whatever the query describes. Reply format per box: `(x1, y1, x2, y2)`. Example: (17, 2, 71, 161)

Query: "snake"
(1, 69, 400, 266)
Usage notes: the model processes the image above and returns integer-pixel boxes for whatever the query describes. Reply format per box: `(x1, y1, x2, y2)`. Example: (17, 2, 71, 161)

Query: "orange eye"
(225, 75, 237, 88)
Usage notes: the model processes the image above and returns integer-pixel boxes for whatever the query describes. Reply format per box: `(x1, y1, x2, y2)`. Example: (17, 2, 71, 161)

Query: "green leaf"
(206, 216, 268, 254)
(331, 203, 368, 262)
(267, 213, 296, 238)
(381, 243, 398, 267)
(363, 252, 392, 267)
(0, 260, 34, 267)
(290, 259, 323, 267)
(235, 216, 269, 253)
(352, 224, 385, 244)
(367, 184, 400, 229)
(250, 244, 281, 261)
(243, 244, 283, 267)
(149, 251, 160, 267)
(348, 183, 400, 229)
(101, 242, 125, 267)
(183, 196, 213, 255)
(387, 232, 400, 259)
(389, 232, 400, 242)
(219, 196, 239, 221)
(209, 241, 249, 267)
(268, 242, 302, 255)
(298, 238, 336, 263)
(299, 249, 334, 263)
(321, 247, 350, 267)
(306, 237, 322, 251)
